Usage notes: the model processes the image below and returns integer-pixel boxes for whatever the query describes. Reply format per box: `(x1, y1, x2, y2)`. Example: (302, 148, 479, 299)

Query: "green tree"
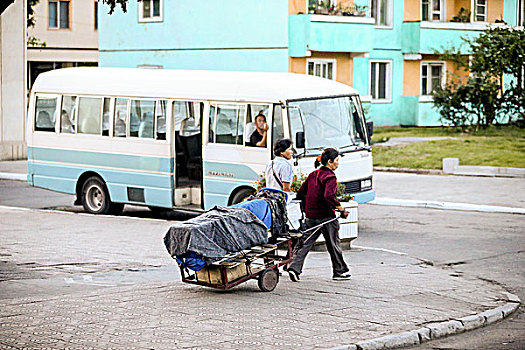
(100, 0, 128, 14)
(432, 27, 525, 129)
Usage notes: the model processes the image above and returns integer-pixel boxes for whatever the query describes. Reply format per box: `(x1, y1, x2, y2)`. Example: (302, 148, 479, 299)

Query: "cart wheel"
(258, 268, 279, 292)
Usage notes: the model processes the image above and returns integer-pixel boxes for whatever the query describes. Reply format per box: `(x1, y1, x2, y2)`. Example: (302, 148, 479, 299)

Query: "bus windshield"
(288, 95, 368, 155)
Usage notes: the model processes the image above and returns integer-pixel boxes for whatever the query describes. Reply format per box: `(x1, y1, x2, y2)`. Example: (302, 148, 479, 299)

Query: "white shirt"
(265, 156, 294, 190)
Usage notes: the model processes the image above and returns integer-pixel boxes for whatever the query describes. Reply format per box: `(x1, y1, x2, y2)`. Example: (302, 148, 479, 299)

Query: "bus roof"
(31, 67, 359, 103)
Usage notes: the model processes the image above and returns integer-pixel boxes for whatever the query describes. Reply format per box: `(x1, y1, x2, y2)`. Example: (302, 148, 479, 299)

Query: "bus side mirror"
(366, 121, 373, 144)
(296, 131, 305, 149)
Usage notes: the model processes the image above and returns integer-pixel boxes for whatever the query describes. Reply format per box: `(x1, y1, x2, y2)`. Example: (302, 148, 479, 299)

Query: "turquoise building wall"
(99, 0, 289, 72)
(99, 0, 519, 126)
(365, 0, 406, 126)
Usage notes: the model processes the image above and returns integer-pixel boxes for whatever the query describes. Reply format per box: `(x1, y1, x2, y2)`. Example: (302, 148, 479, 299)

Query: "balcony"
(401, 21, 506, 55)
(289, 14, 375, 57)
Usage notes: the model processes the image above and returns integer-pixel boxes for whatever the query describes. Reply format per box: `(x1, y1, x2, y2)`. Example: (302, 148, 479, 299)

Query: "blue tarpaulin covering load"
(164, 206, 268, 269)
(231, 198, 272, 228)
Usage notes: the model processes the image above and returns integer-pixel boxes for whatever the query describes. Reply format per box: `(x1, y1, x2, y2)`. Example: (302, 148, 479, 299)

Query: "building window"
(307, 59, 336, 80)
(139, 0, 162, 22)
(421, 62, 445, 95)
(49, 0, 70, 29)
(421, 0, 443, 21)
(474, 0, 487, 21)
(370, 0, 392, 27)
(370, 60, 392, 101)
(518, 0, 525, 26)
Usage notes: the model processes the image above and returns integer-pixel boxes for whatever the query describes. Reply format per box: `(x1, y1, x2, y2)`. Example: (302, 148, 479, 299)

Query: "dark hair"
(255, 113, 266, 122)
(314, 148, 339, 168)
(274, 138, 293, 156)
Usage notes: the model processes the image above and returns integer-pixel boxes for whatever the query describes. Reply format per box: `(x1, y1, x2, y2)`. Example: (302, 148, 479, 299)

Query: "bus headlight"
(361, 178, 372, 190)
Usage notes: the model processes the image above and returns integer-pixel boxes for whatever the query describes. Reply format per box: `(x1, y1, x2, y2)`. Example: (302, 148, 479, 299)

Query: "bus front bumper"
(351, 189, 375, 203)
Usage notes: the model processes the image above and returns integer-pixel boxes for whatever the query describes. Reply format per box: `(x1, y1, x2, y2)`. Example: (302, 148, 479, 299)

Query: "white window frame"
(48, 0, 70, 29)
(421, 0, 444, 22)
(369, 59, 392, 103)
(370, 0, 393, 28)
(138, 0, 163, 23)
(306, 59, 337, 81)
(472, 0, 487, 22)
(421, 61, 446, 96)
(518, 0, 525, 26)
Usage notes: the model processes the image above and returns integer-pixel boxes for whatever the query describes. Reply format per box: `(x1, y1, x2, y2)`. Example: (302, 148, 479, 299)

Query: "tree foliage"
(432, 27, 525, 129)
(100, 0, 128, 14)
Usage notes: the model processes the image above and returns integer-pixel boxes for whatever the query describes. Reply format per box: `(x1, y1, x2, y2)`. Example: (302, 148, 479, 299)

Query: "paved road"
(0, 163, 524, 349)
(358, 205, 525, 350)
(0, 206, 517, 349)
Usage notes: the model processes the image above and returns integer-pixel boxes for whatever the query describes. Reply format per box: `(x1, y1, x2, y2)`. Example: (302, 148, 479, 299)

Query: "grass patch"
(371, 126, 525, 169)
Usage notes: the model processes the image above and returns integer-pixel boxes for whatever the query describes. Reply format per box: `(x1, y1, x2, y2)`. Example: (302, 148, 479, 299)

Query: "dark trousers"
(288, 217, 349, 276)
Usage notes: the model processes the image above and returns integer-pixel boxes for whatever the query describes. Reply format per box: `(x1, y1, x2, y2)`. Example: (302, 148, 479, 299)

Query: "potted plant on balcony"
(450, 8, 470, 23)
(341, 4, 368, 17)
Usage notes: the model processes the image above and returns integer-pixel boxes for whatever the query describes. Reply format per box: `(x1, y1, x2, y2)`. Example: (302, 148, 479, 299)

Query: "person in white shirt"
(265, 139, 294, 192)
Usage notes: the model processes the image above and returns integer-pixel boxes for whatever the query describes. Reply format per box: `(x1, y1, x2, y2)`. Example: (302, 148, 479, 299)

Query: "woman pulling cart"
(287, 147, 351, 282)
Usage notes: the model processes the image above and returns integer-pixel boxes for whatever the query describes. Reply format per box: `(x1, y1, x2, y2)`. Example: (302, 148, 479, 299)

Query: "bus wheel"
(81, 176, 122, 215)
(230, 188, 255, 205)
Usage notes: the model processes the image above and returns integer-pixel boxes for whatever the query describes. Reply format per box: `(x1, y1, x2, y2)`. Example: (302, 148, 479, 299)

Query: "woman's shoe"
(288, 270, 300, 282)
(332, 273, 351, 280)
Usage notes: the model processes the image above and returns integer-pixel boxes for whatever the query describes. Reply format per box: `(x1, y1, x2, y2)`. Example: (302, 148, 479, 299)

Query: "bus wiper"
(339, 143, 370, 153)
(339, 143, 357, 150)
(293, 146, 324, 161)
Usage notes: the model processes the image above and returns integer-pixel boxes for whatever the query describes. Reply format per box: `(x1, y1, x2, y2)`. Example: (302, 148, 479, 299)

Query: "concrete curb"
(329, 294, 521, 350)
(374, 166, 524, 178)
(374, 167, 444, 175)
(371, 197, 525, 215)
(0, 172, 26, 181)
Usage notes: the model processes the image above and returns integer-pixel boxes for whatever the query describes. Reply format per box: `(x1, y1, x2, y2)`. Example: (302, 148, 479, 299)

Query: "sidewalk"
(0, 206, 520, 349)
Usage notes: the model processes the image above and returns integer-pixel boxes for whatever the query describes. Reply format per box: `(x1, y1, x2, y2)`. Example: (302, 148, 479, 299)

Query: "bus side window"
(60, 96, 77, 134)
(156, 100, 167, 140)
(129, 99, 155, 139)
(78, 97, 103, 135)
(35, 96, 58, 132)
(114, 98, 128, 137)
(102, 98, 110, 136)
(272, 104, 284, 145)
(212, 104, 245, 145)
(245, 103, 269, 147)
(208, 105, 216, 143)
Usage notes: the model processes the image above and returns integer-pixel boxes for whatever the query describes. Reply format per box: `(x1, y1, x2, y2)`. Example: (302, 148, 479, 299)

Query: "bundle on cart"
(163, 206, 269, 270)
(163, 189, 297, 292)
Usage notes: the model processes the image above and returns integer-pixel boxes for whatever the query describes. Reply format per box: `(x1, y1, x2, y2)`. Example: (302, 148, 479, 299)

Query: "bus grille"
(341, 177, 372, 194)
(342, 180, 361, 194)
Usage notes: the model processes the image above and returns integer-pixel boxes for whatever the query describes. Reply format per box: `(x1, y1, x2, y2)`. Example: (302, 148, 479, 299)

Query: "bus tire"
(81, 176, 122, 215)
(230, 188, 255, 205)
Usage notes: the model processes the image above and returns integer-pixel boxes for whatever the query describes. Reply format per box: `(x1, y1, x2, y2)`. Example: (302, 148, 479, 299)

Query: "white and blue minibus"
(27, 67, 375, 214)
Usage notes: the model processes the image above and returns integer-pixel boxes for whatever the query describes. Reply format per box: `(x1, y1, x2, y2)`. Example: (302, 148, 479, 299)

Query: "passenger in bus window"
(60, 110, 74, 133)
(114, 111, 126, 137)
(264, 138, 294, 192)
(102, 111, 110, 136)
(36, 111, 53, 131)
(250, 113, 268, 147)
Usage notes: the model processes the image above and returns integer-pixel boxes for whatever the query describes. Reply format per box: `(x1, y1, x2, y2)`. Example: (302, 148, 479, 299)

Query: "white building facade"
(0, 0, 27, 160)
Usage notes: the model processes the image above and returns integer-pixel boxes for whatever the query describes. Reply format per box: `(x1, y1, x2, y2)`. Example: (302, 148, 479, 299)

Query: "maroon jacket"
(297, 166, 341, 219)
